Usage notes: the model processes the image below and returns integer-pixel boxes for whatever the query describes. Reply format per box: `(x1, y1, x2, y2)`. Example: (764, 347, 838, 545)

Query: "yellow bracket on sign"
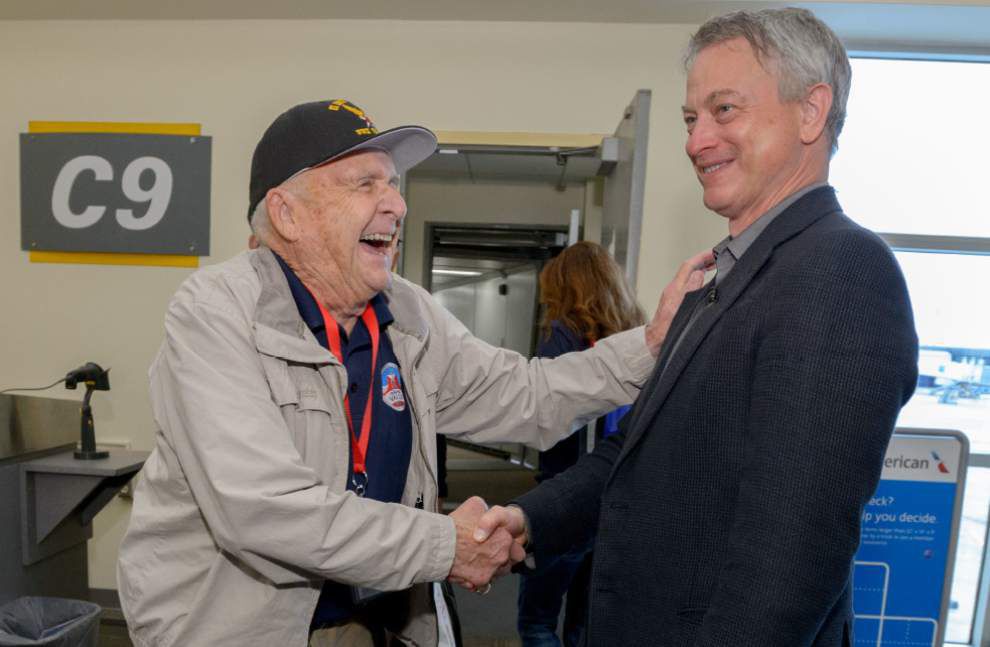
(27, 121, 202, 268)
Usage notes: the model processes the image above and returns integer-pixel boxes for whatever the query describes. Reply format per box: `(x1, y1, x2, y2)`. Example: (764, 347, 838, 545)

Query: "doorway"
(398, 92, 651, 645)
(426, 223, 568, 357)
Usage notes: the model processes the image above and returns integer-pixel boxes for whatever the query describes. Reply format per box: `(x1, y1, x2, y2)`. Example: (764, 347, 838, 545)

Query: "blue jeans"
(517, 546, 592, 647)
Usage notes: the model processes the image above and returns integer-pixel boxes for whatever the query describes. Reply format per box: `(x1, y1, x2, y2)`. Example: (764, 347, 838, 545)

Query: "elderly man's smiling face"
(290, 149, 405, 302)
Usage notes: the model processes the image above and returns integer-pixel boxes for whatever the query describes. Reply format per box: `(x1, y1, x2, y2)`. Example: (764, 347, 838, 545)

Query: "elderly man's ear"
(799, 82, 833, 146)
(266, 188, 304, 243)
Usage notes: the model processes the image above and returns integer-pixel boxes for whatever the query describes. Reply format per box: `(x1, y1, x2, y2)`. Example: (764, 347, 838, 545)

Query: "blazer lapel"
(630, 285, 710, 408)
(614, 186, 844, 467)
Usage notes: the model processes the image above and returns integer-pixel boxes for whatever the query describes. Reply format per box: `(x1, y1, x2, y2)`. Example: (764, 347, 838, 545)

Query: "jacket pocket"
(259, 357, 343, 469)
(290, 364, 335, 414)
(259, 355, 298, 407)
(289, 365, 344, 467)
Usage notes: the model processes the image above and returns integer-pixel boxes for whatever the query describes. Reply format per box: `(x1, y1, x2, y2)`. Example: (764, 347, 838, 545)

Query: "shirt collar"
(368, 291, 394, 328)
(714, 182, 828, 262)
(273, 253, 394, 337)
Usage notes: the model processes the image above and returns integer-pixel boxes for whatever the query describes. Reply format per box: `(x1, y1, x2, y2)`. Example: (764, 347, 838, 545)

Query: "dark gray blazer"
(516, 186, 919, 647)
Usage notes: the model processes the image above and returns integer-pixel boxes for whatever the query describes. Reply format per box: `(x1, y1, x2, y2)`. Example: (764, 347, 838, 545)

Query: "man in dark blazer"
(474, 8, 918, 646)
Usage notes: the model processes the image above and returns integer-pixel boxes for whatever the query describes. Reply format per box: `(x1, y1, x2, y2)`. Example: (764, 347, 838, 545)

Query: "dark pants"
(517, 546, 592, 647)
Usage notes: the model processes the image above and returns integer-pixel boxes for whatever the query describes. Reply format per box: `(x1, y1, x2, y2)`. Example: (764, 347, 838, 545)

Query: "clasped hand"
(447, 497, 528, 591)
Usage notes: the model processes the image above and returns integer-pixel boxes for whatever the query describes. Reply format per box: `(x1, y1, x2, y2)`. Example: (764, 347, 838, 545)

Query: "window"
(831, 58, 990, 239)
(832, 56, 990, 646)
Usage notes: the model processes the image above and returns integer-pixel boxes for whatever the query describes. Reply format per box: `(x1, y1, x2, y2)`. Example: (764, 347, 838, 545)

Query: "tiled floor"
(98, 620, 134, 647)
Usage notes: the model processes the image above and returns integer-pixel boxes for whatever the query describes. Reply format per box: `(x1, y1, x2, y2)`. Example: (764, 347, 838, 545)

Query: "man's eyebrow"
(682, 89, 743, 113)
(345, 170, 400, 186)
(346, 170, 379, 182)
(704, 89, 743, 105)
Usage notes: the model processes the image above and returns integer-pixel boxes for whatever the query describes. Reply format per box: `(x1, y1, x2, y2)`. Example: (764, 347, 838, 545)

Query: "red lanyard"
(314, 300, 379, 493)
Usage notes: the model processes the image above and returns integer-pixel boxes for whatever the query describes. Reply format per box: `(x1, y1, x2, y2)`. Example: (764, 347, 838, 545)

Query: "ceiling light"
(432, 269, 482, 277)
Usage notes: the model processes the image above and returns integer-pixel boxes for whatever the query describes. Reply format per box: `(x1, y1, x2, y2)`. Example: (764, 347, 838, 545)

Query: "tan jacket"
(117, 248, 654, 647)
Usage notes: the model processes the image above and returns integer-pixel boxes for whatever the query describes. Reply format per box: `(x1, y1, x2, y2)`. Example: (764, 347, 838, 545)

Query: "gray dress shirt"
(661, 183, 827, 375)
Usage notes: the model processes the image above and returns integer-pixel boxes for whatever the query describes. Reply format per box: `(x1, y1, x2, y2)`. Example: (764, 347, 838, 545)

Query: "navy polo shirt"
(273, 255, 413, 627)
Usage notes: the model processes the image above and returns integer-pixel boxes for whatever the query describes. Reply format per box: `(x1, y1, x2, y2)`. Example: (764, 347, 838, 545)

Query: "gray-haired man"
(478, 9, 918, 645)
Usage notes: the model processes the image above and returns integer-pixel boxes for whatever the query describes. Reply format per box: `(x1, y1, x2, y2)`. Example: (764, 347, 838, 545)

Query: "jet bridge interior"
(397, 91, 651, 507)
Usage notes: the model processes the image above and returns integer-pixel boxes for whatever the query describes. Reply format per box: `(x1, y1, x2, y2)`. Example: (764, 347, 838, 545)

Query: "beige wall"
(0, 18, 723, 589)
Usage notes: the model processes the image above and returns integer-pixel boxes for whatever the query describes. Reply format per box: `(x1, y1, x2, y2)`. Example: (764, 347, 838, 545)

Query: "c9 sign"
(21, 129, 210, 256)
(51, 155, 173, 231)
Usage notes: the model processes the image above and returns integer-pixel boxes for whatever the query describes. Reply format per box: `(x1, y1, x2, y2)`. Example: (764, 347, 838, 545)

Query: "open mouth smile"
(700, 160, 731, 175)
(359, 232, 394, 255)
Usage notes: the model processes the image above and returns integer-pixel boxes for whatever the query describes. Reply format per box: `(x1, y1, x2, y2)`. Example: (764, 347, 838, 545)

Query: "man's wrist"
(438, 512, 458, 581)
(506, 504, 532, 549)
(644, 323, 663, 357)
(506, 503, 537, 571)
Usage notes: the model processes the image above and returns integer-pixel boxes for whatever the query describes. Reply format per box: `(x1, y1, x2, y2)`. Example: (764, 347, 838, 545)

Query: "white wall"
(0, 18, 722, 588)
(435, 268, 538, 356)
(433, 283, 477, 333)
(503, 268, 538, 356)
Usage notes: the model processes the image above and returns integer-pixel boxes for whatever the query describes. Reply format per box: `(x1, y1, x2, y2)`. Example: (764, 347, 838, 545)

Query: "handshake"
(446, 496, 529, 593)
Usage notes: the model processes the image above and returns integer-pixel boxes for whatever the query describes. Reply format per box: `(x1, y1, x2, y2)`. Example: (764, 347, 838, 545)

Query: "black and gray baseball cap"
(248, 99, 437, 220)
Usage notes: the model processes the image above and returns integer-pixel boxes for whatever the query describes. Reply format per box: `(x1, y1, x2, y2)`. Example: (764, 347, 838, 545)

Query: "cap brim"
(314, 125, 438, 176)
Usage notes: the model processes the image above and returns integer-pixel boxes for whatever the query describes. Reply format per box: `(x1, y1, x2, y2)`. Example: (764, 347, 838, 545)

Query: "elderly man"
(478, 9, 918, 646)
(116, 99, 696, 647)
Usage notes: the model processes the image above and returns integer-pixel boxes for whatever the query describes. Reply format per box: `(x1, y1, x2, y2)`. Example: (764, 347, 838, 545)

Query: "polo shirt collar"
(272, 253, 393, 338)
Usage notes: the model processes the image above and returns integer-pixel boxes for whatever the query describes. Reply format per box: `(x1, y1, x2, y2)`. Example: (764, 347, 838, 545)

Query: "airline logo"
(932, 451, 950, 474)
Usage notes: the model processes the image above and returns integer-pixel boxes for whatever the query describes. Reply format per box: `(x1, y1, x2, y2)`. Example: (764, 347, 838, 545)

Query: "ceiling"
(0, 0, 771, 21)
(0, 1, 987, 55)
(411, 145, 605, 184)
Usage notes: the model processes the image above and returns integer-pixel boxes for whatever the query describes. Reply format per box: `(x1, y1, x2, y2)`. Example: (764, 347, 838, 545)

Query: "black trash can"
(0, 597, 101, 647)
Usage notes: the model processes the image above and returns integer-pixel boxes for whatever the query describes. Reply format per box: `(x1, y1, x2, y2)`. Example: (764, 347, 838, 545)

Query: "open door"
(601, 89, 651, 290)
(395, 100, 653, 510)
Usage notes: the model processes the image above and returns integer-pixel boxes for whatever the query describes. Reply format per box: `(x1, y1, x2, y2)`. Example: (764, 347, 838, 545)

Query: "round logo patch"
(380, 362, 406, 412)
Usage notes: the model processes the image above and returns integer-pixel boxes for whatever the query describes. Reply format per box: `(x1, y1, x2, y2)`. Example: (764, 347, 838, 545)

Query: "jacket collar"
(381, 275, 430, 345)
(617, 185, 844, 462)
(249, 247, 429, 363)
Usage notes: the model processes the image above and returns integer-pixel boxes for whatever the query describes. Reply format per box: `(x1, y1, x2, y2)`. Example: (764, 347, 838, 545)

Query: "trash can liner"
(0, 597, 100, 647)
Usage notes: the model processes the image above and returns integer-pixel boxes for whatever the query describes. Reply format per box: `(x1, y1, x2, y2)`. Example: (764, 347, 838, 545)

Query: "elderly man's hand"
(448, 497, 525, 591)
(473, 505, 529, 568)
(644, 249, 716, 356)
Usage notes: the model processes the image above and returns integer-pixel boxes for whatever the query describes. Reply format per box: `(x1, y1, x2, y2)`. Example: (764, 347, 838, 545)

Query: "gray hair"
(249, 173, 315, 246)
(684, 7, 851, 153)
(249, 200, 273, 245)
